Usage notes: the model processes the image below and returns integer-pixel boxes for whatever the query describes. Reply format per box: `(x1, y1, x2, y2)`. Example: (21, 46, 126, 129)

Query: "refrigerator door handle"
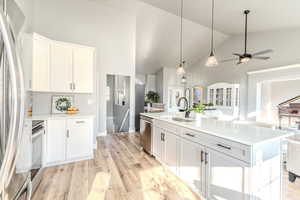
(0, 7, 25, 190)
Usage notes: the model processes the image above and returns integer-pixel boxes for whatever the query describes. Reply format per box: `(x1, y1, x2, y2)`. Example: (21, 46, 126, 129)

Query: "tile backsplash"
(32, 92, 96, 115)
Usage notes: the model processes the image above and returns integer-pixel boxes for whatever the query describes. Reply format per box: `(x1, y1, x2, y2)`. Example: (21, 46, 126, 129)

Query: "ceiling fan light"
(206, 52, 218, 67)
(240, 57, 250, 63)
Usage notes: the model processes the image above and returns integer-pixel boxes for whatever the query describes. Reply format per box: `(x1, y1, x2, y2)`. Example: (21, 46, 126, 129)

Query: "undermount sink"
(172, 117, 195, 123)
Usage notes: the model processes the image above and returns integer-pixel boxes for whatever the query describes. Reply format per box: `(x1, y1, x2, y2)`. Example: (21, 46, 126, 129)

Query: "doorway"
(106, 75, 131, 134)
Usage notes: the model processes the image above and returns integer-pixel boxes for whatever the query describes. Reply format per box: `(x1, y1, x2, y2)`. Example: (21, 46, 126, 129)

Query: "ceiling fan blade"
(252, 56, 270, 60)
(220, 58, 239, 63)
(252, 49, 273, 56)
(233, 53, 242, 57)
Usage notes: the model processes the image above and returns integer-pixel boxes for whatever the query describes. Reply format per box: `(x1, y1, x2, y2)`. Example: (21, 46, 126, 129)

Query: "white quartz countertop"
(27, 114, 95, 121)
(140, 112, 294, 146)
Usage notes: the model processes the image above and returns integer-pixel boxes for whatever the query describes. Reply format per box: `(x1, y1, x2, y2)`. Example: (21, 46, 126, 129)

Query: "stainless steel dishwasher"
(140, 115, 153, 154)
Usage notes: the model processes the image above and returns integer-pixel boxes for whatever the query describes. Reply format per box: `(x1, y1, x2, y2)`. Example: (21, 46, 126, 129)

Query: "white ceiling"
(139, 0, 300, 35)
(136, 2, 228, 74)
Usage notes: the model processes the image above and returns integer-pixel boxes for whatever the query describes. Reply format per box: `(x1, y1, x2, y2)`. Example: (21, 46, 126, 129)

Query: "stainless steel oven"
(31, 120, 44, 194)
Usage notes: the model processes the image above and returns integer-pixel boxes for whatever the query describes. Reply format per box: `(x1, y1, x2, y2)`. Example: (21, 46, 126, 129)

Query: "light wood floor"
(32, 133, 201, 200)
(32, 132, 300, 200)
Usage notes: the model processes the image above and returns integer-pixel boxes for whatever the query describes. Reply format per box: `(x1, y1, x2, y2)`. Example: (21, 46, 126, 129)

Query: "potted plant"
(189, 104, 206, 120)
(145, 91, 160, 106)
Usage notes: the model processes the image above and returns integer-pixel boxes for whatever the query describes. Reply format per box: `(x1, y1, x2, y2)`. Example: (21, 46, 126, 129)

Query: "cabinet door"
(153, 126, 163, 161)
(180, 138, 206, 196)
(32, 36, 51, 91)
(66, 118, 92, 160)
(50, 42, 73, 92)
(46, 120, 66, 164)
(206, 148, 249, 200)
(73, 47, 94, 93)
(164, 131, 180, 175)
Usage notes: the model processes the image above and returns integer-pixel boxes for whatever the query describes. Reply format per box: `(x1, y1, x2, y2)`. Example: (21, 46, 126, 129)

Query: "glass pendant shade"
(206, 51, 218, 67)
(181, 76, 187, 84)
(176, 64, 185, 75)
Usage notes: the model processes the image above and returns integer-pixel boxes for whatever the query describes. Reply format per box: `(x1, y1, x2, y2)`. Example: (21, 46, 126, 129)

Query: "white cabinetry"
(31, 33, 95, 93)
(66, 118, 93, 160)
(32, 34, 51, 92)
(73, 47, 94, 93)
(50, 42, 73, 92)
(207, 82, 240, 119)
(46, 119, 67, 164)
(152, 119, 282, 200)
(45, 117, 93, 166)
(180, 138, 206, 196)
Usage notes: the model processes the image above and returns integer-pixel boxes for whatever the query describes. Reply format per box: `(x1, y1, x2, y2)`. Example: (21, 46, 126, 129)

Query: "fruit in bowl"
(67, 107, 79, 114)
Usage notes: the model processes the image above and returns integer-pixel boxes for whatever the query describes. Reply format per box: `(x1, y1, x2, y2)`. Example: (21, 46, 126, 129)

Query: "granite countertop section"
(140, 112, 294, 146)
(27, 114, 95, 120)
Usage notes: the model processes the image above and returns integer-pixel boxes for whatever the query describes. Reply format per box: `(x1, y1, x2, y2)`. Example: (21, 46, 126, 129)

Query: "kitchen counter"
(27, 114, 95, 121)
(140, 112, 294, 146)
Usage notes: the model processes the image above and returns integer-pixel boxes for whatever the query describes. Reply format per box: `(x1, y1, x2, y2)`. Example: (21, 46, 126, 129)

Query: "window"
(226, 88, 232, 106)
(209, 89, 214, 104)
(216, 88, 224, 106)
(235, 88, 239, 107)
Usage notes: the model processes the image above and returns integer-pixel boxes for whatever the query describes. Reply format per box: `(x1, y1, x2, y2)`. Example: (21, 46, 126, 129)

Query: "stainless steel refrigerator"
(0, 0, 29, 199)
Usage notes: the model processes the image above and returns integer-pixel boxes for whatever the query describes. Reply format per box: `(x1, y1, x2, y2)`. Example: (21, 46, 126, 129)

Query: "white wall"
(187, 28, 300, 119)
(32, 0, 137, 139)
(259, 79, 300, 123)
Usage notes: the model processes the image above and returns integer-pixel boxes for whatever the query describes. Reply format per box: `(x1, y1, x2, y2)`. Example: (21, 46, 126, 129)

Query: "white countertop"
(140, 112, 294, 146)
(27, 114, 95, 120)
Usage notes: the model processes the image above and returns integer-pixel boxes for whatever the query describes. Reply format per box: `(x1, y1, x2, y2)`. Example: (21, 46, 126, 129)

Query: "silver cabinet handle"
(217, 144, 232, 150)
(205, 152, 208, 165)
(73, 83, 76, 90)
(66, 130, 70, 138)
(186, 133, 195, 137)
(76, 121, 85, 124)
(70, 83, 73, 90)
(201, 151, 204, 163)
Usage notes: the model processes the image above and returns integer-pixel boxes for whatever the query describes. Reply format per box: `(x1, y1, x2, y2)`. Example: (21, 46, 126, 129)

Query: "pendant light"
(176, 0, 186, 75)
(181, 76, 187, 84)
(205, 0, 218, 67)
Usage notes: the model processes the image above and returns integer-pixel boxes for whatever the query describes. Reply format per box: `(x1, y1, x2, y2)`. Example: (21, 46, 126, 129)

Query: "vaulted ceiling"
(136, 0, 300, 74)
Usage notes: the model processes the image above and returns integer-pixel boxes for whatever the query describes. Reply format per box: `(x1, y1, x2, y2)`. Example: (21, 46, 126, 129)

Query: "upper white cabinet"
(207, 82, 240, 119)
(32, 34, 51, 92)
(50, 42, 73, 92)
(73, 47, 94, 93)
(31, 33, 95, 93)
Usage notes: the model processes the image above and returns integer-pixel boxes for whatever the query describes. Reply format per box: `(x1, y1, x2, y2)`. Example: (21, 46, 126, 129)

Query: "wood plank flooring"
(32, 133, 201, 200)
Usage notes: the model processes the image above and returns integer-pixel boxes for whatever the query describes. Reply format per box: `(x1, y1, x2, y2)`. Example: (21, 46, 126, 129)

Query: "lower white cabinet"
(46, 117, 93, 166)
(153, 126, 180, 175)
(46, 119, 66, 164)
(152, 120, 282, 200)
(66, 118, 92, 160)
(180, 138, 206, 197)
(205, 148, 250, 200)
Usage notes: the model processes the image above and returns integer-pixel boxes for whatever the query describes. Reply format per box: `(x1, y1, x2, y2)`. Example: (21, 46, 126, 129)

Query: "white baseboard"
(98, 130, 107, 136)
(129, 128, 136, 133)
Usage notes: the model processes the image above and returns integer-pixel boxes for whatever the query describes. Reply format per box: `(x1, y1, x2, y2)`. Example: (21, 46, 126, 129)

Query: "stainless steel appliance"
(0, 0, 28, 199)
(31, 120, 44, 194)
(140, 116, 153, 154)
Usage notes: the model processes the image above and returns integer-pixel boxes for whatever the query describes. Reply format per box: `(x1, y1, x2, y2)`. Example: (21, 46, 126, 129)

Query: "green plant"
(189, 104, 206, 113)
(145, 91, 160, 103)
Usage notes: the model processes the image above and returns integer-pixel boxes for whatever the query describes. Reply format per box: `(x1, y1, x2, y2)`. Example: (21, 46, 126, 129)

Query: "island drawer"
(181, 128, 251, 163)
(154, 120, 179, 135)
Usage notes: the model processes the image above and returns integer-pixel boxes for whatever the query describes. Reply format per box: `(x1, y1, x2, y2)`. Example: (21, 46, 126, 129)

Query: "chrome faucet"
(177, 97, 190, 118)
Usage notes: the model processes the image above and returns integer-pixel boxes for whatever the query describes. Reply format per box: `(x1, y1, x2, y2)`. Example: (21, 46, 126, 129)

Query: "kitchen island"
(140, 112, 294, 200)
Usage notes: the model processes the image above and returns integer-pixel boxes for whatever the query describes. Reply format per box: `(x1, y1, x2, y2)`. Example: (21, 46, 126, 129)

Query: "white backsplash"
(32, 92, 96, 115)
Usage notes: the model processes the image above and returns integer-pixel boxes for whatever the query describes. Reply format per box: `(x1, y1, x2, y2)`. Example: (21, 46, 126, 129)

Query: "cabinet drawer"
(181, 128, 251, 163)
(154, 120, 179, 135)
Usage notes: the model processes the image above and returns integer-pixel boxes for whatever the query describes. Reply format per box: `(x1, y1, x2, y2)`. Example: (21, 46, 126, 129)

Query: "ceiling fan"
(221, 10, 273, 65)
